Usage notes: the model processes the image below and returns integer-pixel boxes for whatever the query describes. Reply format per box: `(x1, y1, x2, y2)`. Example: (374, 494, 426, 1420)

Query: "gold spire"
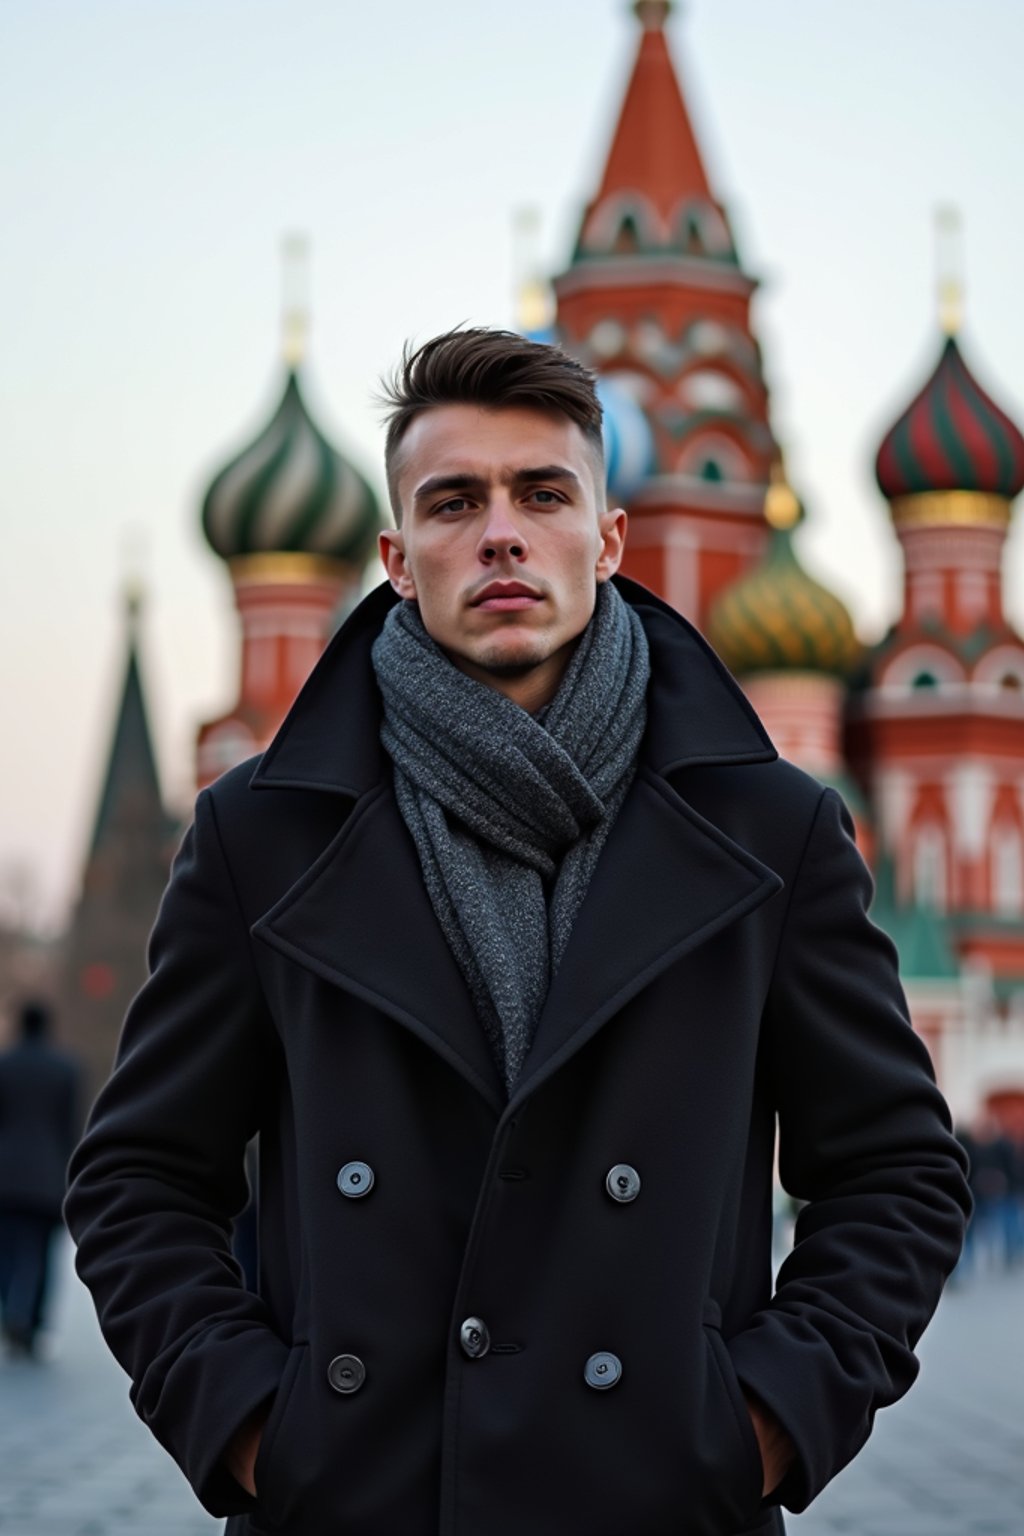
(512, 207, 554, 334)
(282, 232, 310, 367)
(764, 459, 800, 530)
(935, 205, 963, 337)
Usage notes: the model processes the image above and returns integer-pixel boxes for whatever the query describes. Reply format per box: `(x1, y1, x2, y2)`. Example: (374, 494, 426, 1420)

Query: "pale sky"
(2, 0, 1023, 929)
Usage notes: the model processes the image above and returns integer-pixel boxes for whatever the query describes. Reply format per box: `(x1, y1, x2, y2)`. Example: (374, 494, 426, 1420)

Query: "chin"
(471, 640, 552, 678)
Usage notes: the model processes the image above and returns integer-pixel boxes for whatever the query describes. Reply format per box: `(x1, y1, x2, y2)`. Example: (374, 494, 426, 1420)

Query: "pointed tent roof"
(599, 2, 710, 211)
(575, 1, 738, 263)
(88, 588, 169, 861)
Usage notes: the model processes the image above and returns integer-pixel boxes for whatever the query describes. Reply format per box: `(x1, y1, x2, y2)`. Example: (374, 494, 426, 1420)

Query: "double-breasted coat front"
(64, 577, 970, 1536)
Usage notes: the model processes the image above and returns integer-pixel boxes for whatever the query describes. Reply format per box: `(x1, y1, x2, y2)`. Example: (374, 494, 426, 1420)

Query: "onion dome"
(706, 468, 861, 678)
(874, 334, 1024, 512)
(596, 374, 656, 502)
(201, 368, 381, 565)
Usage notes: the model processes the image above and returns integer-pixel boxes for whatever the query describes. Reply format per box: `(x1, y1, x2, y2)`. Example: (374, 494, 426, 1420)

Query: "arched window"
(671, 199, 734, 258)
(613, 213, 642, 255)
(914, 825, 947, 911)
(993, 827, 1023, 916)
(911, 671, 939, 690)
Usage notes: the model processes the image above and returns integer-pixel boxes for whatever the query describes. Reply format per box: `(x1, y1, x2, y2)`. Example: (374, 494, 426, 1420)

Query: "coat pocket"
(252, 1341, 309, 1529)
(702, 1320, 765, 1529)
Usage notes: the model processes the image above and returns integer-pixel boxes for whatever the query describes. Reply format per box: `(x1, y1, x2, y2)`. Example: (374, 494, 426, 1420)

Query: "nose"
(477, 493, 528, 563)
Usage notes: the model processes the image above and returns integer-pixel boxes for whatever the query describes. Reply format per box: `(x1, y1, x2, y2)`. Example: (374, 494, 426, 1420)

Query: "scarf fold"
(371, 581, 650, 1092)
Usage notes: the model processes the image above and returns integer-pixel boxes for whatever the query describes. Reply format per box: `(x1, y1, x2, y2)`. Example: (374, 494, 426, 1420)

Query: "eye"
(528, 489, 564, 506)
(435, 497, 473, 515)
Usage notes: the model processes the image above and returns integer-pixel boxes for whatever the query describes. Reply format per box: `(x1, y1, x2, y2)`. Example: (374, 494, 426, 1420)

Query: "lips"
(471, 581, 543, 611)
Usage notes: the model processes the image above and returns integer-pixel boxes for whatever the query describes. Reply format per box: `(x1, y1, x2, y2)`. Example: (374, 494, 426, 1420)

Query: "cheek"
(406, 551, 459, 621)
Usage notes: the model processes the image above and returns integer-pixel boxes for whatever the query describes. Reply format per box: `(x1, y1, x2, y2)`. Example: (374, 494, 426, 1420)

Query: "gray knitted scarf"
(371, 581, 650, 1093)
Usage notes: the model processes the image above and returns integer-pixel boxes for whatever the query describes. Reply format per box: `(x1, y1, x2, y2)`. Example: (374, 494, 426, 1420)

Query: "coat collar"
(249, 574, 777, 797)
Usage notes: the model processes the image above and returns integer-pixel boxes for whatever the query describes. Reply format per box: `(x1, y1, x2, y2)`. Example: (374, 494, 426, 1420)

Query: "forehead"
(394, 404, 595, 500)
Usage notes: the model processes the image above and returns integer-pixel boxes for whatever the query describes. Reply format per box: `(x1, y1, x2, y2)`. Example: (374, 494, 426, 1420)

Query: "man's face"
(380, 404, 627, 710)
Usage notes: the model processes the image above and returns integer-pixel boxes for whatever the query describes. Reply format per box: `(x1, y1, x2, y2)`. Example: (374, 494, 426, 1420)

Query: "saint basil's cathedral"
(64, 0, 1024, 1133)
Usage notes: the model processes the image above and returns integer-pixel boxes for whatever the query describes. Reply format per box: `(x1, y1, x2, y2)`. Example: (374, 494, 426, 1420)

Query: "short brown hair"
(379, 327, 605, 521)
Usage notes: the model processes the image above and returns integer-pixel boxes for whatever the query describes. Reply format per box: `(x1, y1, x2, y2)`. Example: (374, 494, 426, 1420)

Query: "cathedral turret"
(848, 217, 1024, 957)
(707, 464, 863, 824)
(552, 0, 776, 626)
(874, 321, 1024, 638)
(196, 239, 383, 787)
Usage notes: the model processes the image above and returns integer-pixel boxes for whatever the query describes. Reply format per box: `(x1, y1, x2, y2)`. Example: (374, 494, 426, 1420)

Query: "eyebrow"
(412, 464, 583, 504)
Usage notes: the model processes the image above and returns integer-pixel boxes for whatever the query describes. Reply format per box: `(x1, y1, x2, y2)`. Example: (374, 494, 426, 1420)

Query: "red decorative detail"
(985, 1091, 1024, 1138)
(81, 963, 116, 1000)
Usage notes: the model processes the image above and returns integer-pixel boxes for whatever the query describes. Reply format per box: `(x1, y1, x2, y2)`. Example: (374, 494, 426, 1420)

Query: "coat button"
(605, 1164, 641, 1203)
(327, 1353, 366, 1394)
(337, 1161, 375, 1198)
(584, 1351, 622, 1390)
(459, 1317, 491, 1359)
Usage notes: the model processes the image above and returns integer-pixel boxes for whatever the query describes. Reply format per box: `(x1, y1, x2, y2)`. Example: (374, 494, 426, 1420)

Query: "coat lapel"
(252, 783, 507, 1114)
(512, 767, 783, 1108)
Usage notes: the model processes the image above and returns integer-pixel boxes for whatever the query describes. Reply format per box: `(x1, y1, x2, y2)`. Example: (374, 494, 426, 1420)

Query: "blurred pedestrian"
(0, 999, 80, 1357)
(1003, 1124, 1024, 1267)
(966, 1115, 1016, 1273)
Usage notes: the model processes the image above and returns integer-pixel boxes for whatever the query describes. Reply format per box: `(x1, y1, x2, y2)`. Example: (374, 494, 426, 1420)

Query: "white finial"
(935, 206, 963, 336)
(282, 232, 310, 367)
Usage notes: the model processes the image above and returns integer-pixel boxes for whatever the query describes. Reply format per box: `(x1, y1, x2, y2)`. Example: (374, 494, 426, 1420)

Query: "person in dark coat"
(0, 999, 80, 1356)
(65, 329, 970, 1536)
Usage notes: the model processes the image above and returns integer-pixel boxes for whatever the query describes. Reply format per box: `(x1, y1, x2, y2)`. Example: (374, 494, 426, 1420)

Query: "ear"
(379, 529, 417, 600)
(595, 507, 628, 584)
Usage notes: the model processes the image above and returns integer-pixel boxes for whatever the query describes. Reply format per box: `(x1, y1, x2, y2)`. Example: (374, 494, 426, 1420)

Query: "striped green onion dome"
(201, 370, 382, 563)
(707, 492, 860, 678)
(875, 334, 1024, 501)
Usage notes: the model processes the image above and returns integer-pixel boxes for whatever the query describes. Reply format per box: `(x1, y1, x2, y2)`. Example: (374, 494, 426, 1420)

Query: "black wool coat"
(64, 577, 970, 1536)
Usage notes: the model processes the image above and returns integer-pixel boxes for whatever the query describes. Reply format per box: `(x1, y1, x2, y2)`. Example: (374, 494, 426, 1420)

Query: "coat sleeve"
(727, 786, 971, 1512)
(63, 788, 290, 1519)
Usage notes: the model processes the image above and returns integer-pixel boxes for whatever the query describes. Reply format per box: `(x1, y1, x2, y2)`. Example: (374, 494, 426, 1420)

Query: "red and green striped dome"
(875, 334, 1024, 502)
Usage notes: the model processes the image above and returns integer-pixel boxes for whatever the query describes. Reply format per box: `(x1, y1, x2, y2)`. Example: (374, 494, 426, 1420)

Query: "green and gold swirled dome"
(707, 471, 861, 678)
(201, 366, 382, 566)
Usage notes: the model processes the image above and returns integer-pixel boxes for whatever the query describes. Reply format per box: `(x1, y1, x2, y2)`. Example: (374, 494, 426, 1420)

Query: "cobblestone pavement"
(0, 1237, 218, 1536)
(788, 1266, 1024, 1536)
(0, 1238, 1021, 1534)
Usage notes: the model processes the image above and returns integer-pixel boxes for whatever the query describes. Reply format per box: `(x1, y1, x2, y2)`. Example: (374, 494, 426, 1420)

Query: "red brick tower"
(553, 0, 776, 627)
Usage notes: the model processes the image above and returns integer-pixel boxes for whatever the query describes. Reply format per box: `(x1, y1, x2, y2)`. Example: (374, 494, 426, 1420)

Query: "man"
(65, 329, 970, 1536)
(0, 999, 80, 1357)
